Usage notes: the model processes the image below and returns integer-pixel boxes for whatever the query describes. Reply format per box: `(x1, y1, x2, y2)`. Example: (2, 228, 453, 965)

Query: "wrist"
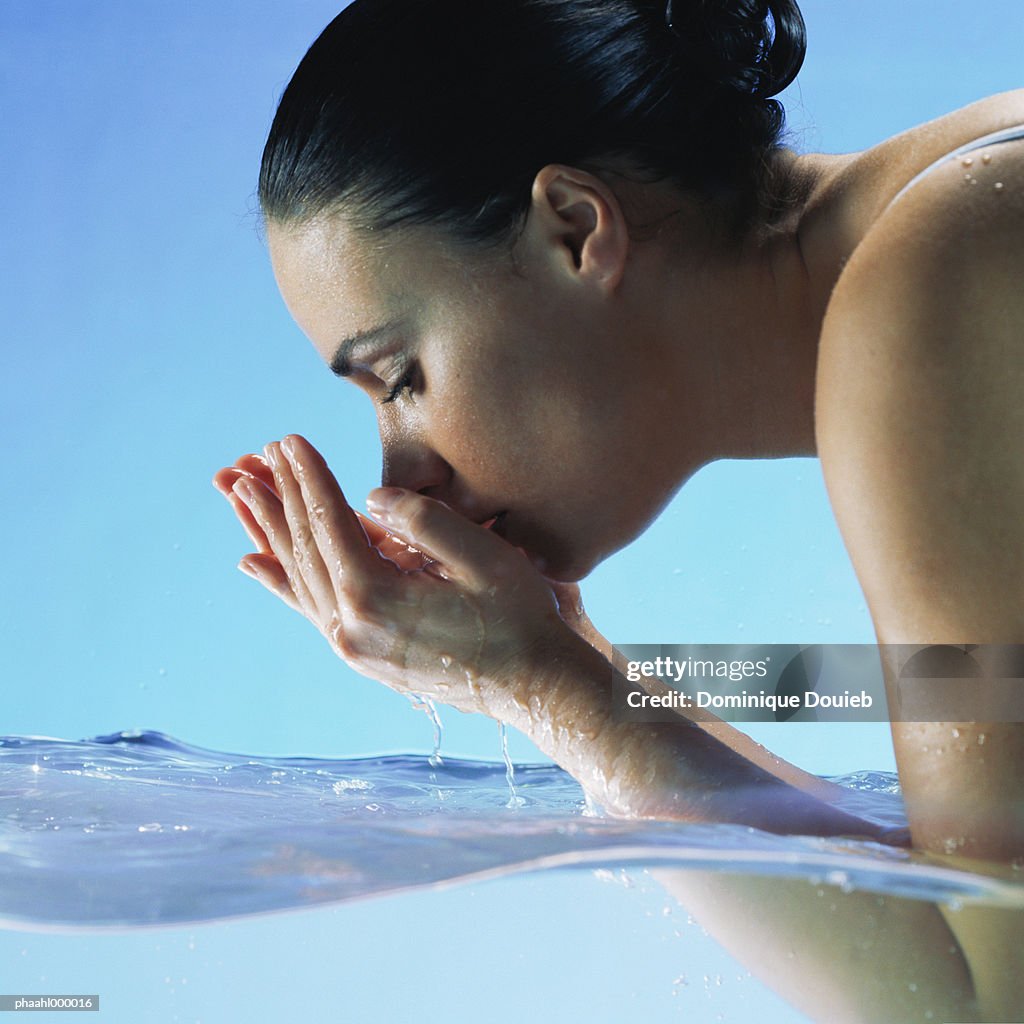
(482, 623, 611, 740)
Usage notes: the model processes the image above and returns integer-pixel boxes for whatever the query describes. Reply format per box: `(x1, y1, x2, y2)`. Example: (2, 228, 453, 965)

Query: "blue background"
(2, 2, 1021, 1021)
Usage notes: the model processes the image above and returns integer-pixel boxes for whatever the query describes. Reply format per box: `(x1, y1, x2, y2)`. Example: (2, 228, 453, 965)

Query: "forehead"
(266, 215, 390, 345)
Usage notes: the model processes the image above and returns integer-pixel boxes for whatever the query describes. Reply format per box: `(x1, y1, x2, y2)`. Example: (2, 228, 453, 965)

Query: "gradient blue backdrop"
(2, 2, 1021, 1021)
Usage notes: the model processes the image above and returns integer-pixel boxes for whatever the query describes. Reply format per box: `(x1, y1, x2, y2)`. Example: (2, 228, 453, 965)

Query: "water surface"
(2, 730, 1021, 932)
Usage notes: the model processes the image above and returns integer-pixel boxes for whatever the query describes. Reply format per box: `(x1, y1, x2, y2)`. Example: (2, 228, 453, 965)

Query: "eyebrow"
(329, 322, 401, 378)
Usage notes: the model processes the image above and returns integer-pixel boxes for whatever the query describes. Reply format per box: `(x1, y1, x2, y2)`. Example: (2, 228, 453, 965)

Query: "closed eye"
(379, 367, 415, 405)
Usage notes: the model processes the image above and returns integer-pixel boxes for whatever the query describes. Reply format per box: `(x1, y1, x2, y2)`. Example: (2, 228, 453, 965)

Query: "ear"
(521, 164, 629, 292)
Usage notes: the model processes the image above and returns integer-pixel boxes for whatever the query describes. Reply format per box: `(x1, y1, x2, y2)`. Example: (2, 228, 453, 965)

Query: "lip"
(479, 511, 508, 536)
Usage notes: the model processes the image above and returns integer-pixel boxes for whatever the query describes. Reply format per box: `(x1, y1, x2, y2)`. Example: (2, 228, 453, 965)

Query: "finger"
(238, 553, 303, 614)
(214, 467, 274, 553)
(364, 487, 509, 588)
(265, 440, 340, 619)
(355, 511, 434, 573)
(234, 453, 277, 495)
(213, 455, 275, 497)
(230, 474, 320, 618)
(278, 435, 378, 600)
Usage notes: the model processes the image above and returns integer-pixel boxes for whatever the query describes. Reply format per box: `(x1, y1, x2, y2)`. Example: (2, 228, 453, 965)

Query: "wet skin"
(213, 90, 1024, 1022)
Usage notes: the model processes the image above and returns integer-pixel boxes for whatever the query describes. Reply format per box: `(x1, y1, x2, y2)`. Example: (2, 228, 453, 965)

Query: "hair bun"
(665, 0, 806, 99)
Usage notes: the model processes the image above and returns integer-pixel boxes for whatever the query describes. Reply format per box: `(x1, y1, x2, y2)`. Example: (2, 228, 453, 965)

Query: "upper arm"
(816, 142, 1024, 996)
(817, 140, 1024, 646)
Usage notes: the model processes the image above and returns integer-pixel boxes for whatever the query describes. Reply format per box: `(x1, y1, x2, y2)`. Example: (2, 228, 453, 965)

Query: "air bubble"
(994, 182, 1004, 191)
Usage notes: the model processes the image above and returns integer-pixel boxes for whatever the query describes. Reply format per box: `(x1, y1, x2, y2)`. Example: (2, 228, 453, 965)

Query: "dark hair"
(259, 0, 806, 245)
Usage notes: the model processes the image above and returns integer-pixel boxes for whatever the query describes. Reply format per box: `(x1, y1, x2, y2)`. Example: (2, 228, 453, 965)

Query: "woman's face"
(266, 210, 689, 581)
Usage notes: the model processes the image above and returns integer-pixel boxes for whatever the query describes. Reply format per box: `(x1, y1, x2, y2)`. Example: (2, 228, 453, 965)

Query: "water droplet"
(993, 182, 1004, 191)
(964, 173, 973, 182)
(946, 897, 963, 912)
(982, 152, 991, 164)
(951, 727, 960, 738)
(440, 655, 452, 670)
(908, 981, 917, 992)
(961, 157, 974, 167)
(977, 733, 986, 745)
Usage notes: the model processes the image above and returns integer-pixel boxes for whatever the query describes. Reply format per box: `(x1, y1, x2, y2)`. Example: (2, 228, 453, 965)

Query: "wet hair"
(259, 0, 806, 246)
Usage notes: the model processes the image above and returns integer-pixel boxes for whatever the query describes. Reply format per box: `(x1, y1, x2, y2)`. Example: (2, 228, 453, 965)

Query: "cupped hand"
(212, 434, 575, 714)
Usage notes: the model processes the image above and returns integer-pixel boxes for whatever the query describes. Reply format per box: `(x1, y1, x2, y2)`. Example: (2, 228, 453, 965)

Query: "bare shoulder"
(815, 101, 1024, 644)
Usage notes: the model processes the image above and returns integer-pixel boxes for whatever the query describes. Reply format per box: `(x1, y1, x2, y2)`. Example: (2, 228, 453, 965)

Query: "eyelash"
(379, 367, 415, 405)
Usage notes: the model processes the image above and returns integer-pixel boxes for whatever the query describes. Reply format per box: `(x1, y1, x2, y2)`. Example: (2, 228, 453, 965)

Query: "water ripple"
(1, 730, 1021, 931)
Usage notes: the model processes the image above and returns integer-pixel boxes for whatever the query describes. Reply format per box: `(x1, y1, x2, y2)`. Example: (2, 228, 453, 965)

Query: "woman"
(212, 0, 1024, 861)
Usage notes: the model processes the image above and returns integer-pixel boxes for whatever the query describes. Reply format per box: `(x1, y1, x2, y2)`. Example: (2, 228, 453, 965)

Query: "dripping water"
(498, 721, 526, 809)
(405, 693, 444, 768)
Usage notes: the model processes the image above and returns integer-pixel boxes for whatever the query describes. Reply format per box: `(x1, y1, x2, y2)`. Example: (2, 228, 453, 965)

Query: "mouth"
(480, 511, 508, 537)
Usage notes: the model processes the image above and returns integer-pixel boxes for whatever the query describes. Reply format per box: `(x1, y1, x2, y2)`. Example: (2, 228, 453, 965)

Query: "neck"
(658, 149, 858, 465)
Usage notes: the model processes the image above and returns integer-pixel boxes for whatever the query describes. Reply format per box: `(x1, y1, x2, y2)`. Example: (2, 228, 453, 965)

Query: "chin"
(509, 517, 616, 583)
(528, 543, 600, 584)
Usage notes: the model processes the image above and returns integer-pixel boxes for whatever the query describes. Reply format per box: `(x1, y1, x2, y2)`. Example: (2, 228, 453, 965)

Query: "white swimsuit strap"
(887, 122, 1024, 209)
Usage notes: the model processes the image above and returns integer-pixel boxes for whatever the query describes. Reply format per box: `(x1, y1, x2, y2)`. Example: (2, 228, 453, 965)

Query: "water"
(2, 730, 1022, 932)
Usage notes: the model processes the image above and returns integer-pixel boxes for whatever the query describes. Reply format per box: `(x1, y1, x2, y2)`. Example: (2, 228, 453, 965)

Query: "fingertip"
(212, 470, 236, 495)
(237, 557, 259, 579)
(281, 433, 311, 462)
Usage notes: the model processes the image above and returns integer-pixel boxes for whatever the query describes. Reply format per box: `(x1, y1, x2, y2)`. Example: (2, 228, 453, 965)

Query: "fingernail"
(280, 436, 297, 463)
(367, 487, 403, 511)
(367, 489, 405, 527)
(232, 477, 255, 501)
(264, 444, 281, 470)
(365, 500, 393, 526)
(238, 559, 260, 579)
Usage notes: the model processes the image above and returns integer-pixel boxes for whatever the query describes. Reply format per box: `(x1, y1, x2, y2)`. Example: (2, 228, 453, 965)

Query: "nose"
(379, 430, 451, 498)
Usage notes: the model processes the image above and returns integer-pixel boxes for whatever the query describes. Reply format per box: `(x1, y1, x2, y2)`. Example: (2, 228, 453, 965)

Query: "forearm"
(553, 610, 878, 807)
(486, 630, 890, 838)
